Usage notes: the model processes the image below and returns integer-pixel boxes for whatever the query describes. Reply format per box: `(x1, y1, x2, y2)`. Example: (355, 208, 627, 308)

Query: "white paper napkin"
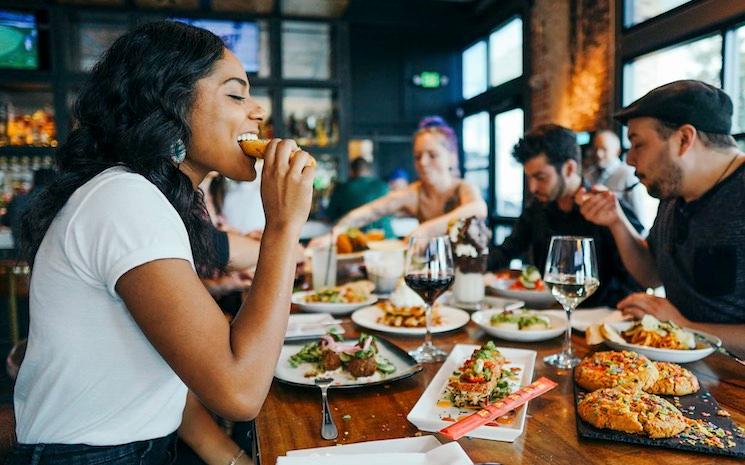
(285, 313, 343, 339)
(277, 442, 472, 465)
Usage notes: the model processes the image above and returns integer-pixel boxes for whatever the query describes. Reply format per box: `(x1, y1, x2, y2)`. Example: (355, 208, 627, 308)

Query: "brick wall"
(529, 0, 614, 131)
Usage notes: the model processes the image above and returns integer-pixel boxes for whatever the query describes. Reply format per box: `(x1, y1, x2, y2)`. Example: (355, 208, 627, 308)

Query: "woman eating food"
(314, 116, 486, 243)
(9, 21, 313, 465)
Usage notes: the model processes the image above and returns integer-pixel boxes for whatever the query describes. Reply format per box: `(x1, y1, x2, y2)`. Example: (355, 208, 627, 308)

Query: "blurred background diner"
(0, 0, 743, 463)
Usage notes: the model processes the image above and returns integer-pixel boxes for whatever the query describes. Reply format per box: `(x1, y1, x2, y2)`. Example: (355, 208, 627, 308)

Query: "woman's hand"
(260, 139, 314, 234)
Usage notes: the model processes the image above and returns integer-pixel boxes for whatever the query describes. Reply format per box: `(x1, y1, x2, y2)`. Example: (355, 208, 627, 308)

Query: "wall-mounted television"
(172, 18, 260, 74)
(0, 11, 38, 70)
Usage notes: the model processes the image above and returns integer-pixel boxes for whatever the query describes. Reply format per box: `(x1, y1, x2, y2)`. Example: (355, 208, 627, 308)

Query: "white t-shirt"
(14, 167, 193, 445)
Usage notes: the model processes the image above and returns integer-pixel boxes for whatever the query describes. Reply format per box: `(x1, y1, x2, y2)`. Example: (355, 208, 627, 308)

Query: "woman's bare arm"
(117, 140, 313, 421)
(179, 392, 254, 465)
(412, 181, 487, 237)
(334, 186, 416, 232)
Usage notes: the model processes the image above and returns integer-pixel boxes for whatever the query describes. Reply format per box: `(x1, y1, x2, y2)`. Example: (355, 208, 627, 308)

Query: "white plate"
(484, 275, 556, 308)
(281, 436, 473, 465)
(602, 322, 721, 363)
(285, 313, 344, 340)
(471, 309, 567, 342)
(292, 291, 378, 315)
(442, 292, 524, 312)
(568, 307, 627, 332)
(275, 336, 421, 388)
(407, 344, 536, 442)
(350, 305, 470, 335)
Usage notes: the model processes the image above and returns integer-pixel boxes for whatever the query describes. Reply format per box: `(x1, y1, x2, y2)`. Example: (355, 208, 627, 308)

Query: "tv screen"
(173, 18, 260, 73)
(0, 11, 38, 70)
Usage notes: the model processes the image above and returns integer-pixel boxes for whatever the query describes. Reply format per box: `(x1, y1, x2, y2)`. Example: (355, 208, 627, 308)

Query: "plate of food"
(275, 333, 422, 388)
(336, 228, 386, 258)
(471, 309, 567, 342)
(350, 279, 470, 335)
(592, 314, 720, 363)
(485, 266, 556, 308)
(442, 292, 524, 313)
(407, 342, 536, 442)
(292, 281, 377, 315)
(573, 350, 745, 457)
(351, 304, 470, 335)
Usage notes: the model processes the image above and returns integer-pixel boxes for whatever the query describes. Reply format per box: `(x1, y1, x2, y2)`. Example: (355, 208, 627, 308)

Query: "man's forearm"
(685, 322, 745, 354)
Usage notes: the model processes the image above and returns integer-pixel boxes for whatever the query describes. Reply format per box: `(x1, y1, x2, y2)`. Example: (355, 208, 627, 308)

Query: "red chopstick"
(439, 377, 558, 440)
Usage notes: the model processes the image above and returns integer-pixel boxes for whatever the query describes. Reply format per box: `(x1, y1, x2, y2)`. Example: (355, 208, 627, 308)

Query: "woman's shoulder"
(69, 166, 176, 218)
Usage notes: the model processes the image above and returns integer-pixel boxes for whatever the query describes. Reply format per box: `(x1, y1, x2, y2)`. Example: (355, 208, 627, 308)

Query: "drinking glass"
(404, 235, 454, 363)
(543, 236, 599, 369)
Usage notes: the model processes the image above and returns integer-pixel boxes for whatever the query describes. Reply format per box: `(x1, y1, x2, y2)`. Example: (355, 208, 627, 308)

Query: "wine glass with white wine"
(543, 236, 599, 369)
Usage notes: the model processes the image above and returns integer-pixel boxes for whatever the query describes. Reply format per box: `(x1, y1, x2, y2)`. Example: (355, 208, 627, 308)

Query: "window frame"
(457, 9, 529, 243)
(616, 0, 745, 144)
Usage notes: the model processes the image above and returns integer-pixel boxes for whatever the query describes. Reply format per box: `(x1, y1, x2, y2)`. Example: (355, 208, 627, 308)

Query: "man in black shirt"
(489, 124, 643, 307)
(577, 80, 745, 352)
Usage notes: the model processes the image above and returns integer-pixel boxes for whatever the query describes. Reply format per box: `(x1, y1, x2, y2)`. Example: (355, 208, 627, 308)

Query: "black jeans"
(5, 433, 177, 465)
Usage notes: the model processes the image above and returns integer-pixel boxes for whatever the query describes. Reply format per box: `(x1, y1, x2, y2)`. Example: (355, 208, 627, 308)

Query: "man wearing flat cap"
(576, 80, 745, 352)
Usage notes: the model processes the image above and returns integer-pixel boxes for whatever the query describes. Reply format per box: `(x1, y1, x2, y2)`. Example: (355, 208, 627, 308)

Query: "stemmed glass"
(404, 235, 454, 363)
(543, 236, 599, 369)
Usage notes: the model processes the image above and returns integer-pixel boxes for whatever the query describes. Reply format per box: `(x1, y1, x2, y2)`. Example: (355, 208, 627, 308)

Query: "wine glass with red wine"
(404, 235, 454, 363)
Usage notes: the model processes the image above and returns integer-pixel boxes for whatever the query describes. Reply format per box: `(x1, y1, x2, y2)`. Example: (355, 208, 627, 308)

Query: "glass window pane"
(494, 108, 524, 217)
(74, 21, 128, 72)
(250, 87, 272, 138)
(464, 170, 489, 205)
(489, 17, 523, 87)
(494, 225, 513, 245)
(283, 88, 338, 146)
(462, 112, 490, 171)
(282, 21, 331, 80)
(623, 34, 722, 105)
(625, 0, 693, 27)
(732, 24, 745, 133)
(462, 41, 487, 99)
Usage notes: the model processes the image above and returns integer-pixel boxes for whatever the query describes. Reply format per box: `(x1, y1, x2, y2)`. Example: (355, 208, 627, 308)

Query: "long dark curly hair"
(19, 20, 225, 275)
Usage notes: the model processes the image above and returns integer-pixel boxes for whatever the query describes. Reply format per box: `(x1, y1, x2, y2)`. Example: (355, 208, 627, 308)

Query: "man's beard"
(645, 152, 682, 200)
(548, 174, 566, 203)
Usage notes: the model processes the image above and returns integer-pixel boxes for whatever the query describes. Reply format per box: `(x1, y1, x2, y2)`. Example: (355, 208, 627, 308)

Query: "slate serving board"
(574, 383, 745, 458)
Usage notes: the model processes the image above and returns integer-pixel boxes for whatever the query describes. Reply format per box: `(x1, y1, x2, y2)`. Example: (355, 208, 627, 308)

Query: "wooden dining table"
(255, 305, 745, 465)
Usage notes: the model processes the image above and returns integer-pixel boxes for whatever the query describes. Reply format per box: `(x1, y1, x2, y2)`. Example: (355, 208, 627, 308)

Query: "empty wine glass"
(543, 236, 599, 369)
(404, 235, 454, 363)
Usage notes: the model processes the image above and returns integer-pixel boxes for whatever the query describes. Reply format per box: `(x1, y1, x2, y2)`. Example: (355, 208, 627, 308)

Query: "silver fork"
(314, 377, 338, 440)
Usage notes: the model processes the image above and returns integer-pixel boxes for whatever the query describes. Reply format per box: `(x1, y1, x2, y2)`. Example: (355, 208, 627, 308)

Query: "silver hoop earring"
(171, 139, 186, 164)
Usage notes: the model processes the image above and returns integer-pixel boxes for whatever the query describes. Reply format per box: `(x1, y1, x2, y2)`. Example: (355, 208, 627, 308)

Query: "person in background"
(488, 124, 643, 307)
(326, 156, 393, 237)
(9, 21, 313, 465)
(386, 167, 410, 192)
(576, 80, 745, 352)
(584, 130, 645, 222)
(316, 116, 486, 241)
(3, 168, 56, 247)
(222, 164, 266, 234)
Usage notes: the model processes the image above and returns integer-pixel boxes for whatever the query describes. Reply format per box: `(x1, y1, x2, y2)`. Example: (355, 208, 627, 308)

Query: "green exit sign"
(420, 72, 441, 88)
(413, 72, 449, 89)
